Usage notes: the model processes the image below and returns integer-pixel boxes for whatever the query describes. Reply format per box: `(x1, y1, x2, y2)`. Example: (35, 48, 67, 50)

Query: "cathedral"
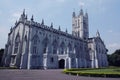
(2, 9, 108, 69)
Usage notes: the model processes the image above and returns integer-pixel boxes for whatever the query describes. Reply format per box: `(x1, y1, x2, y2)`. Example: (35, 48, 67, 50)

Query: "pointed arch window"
(32, 34, 40, 54)
(43, 37, 49, 54)
(33, 46, 37, 54)
(52, 40, 57, 54)
(68, 43, 72, 53)
(33, 36, 38, 45)
(22, 35, 27, 53)
(14, 34, 20, 54)
(60, 42, 65, 55)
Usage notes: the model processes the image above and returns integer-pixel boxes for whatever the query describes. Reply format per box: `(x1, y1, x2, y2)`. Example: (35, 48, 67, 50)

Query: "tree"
(0, 48, 4, 66)
(107, 49, 120, 66)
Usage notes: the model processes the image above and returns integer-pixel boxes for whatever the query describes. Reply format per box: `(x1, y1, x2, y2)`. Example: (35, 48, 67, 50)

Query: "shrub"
(63, 68, 120, 78)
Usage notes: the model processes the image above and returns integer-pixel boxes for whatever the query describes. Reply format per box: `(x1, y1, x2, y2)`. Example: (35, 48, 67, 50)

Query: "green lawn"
(63, 67, 120, 78)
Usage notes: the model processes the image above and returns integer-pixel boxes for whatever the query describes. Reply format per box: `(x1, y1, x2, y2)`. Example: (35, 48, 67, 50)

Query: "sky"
(0, 0, 120, 54)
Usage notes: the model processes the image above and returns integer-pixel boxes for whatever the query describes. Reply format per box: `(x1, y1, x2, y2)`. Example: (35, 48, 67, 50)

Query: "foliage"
(0, 49, 4, 66)
(108, 49, 120, 66)
(63, 68, 120, 78)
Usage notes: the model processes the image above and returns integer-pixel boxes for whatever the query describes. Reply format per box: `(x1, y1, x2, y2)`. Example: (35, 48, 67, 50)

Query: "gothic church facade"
(2, 9, 108, 69)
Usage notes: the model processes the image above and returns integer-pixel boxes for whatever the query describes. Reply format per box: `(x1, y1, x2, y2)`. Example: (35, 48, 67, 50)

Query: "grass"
(63, 67, 120, 78)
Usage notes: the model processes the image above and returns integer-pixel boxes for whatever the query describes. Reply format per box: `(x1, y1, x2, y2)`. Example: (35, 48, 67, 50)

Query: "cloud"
(12, 12, 21, 18)
(107, 43, 120, 49)
(106, 43, 120, 54)
(0, 11, 2, 15)
(8, 11, 22, 23)
(108, 30, 113, 33)
(55, 0, 66, 3)
(107, 43, 120, 54)
(78, 1, 85, 7)
(12, 11, 21, 20)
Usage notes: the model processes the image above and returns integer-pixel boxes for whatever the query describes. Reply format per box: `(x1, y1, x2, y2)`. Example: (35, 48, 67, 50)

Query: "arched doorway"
(59, 59, 65, 69)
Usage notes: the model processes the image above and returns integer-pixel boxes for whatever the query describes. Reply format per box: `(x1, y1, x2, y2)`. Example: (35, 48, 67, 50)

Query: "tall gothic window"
(32, 34, 39, 54)
(23, 35, 27, 53)
(43, 37, 49, 54)
(14, 33, 20, 54)
(52, 40, 57, 54)
(43, 46, 47, 53)
(68, 43, 72, 53)
(60, 42, 65, 54)
(33, 46, 37, 54)
(53, 46, 57, 54)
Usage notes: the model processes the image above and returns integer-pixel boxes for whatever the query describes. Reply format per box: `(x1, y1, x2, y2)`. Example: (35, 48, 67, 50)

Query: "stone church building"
(2, 9, 108, 69)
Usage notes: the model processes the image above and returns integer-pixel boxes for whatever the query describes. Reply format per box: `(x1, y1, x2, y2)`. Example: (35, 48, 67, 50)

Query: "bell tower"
(72, 9, 89, 40)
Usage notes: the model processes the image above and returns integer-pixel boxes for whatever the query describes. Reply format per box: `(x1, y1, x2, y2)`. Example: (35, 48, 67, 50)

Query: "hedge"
(63, 68, 120, 78)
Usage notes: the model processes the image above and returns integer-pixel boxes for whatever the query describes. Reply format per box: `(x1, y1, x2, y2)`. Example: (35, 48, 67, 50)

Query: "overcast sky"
(0, 0, 120, 54)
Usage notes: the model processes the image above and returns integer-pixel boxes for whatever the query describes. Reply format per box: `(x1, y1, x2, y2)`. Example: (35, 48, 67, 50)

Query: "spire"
(96, 30, 100, 37)
(79, 8, 84, 15)
(19, 9, 26, 21)
(23, 9, 25, 16)
(85, 9, 88, 18)
(31, 15, 34, 21)
(41, 19, 44, 25)
(58, 26, 61, 30)
(66, 28, 68, 33)
(50, 22, 53, 28)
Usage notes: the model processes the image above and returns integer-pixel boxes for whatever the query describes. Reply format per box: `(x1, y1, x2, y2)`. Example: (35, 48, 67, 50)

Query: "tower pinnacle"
(31, 15, 34, 21)
(80, 8, 83, 15)
(96, 30, 100, 37)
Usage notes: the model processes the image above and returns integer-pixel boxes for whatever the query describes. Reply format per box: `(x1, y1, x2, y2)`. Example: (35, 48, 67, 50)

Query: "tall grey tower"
(72, 9, 89, 40)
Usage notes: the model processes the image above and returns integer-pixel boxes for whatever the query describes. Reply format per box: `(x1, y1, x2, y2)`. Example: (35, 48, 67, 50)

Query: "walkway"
(0, 69, 119, 80)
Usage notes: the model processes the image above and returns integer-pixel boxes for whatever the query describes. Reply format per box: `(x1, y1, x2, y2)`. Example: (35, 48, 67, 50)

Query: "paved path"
(0, 69, 119, 80)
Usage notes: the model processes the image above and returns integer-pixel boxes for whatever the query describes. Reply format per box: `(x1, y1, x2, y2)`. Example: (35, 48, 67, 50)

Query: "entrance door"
(59, 59, 65, 69)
